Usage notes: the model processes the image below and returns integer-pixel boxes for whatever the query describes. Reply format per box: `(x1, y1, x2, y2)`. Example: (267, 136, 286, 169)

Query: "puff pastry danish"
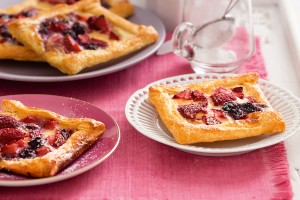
(0, 99, 105, 178)
(148, 73, 286, 144)
(0, 0, 42, 61)
(8, 0, 158, 75)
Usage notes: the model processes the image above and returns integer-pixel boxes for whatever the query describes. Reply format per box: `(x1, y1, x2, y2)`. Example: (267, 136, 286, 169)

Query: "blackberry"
(222, 101, 237, 112)
(72, 22, 87, 35)
(239, 102, 260, 114)
(222, 101, 247, 120)
(84, 44, 99, 50)
(63, 30, 77, 39)
(20, 148, 36, 158)
(28, 137, 44, 150)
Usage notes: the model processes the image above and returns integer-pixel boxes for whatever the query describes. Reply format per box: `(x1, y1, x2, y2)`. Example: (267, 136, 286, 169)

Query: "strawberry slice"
(202, 116, 221, 125)
(173, 89, 192, 100)
(64, 34, 82, 53)
(210, 87, 236, 106)
(212, 109, 226, 118)
(77, 34, 90, 44)
(87, 15, 112, 33)
(232, 87, 244, 99)
(21, 116, 39, 124)
(0, 128, 27, 145)
(48, 20, 70, 32)
(1, 143, 20, 157)
(109, 31, 120, 40)
(89, 38, 108, 48)
(177, 104, 207, 119)
(36, 146, 51, 157)
(43, 119, 59, 130)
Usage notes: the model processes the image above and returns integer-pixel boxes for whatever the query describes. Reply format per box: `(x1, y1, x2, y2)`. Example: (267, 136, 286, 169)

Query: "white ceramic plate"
(125, 73, 300, 156)
(0, 2, 166, 82)
(0, 94, 120, 187)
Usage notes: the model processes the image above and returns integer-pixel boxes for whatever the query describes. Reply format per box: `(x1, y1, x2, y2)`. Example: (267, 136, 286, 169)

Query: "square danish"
(8, 0, 158, 75)
(0, 0, 42, 61)
(0, 0, 133, 62)
(148, 73, 285, 144)
(0, 99, 105, 178)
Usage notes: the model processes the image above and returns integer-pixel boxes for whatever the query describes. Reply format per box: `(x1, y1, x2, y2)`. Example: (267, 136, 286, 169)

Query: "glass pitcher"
(173, 0, 254, 73)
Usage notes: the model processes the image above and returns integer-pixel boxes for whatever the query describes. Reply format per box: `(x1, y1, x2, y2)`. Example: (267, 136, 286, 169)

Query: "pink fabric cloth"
(0, 38, 293, 199)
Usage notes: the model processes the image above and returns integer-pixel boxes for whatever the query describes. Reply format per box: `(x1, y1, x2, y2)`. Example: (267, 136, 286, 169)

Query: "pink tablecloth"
(0, 38, 293, 199)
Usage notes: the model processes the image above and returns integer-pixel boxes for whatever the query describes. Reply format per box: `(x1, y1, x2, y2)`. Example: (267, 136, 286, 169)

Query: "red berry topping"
(232, 87, 244, 99)
(89, 38, 108, 48)
(202, 116, 221, 125)
(43, 119, 59, 130)
(173, 89, 192, 100)
(0, 128, 27, 145)
(0, 115, 19, 129)
(192, 90, 208, 107)
(177, 104, 207, 119)
(36, 146, 51, 157)
(1, 142, 20, 157)
(64, 34, 82, 53)
(210, 87, 236, 106)
(109, 31, 120, 40)
(87, 15, 112, 33)
(77, 34, 90, 44)
(212, 109, 226, 118)
(48, 20, 71, 32)
(21, 116, 39, 124)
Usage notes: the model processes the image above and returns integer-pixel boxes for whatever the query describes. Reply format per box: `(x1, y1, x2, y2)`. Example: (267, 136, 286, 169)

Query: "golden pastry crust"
(0, 99, 105, 178)
(104, 0, 134, 18)
(148, 73, 286, 144)
(8, 0, 158, 75)
(0, 0, 42, 61)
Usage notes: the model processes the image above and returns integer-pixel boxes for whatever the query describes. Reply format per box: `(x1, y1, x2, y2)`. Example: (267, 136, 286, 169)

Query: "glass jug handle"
(172, 22, 196, 61)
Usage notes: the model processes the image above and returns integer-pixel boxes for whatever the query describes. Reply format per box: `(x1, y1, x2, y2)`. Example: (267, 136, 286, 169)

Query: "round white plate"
(0, 94, 120, 187)
(125, 73, 300, 156)
(0, 4, 166, 82)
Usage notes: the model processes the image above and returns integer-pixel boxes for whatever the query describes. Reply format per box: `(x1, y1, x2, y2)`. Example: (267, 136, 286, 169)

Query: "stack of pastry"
(0, 0, 158, 75)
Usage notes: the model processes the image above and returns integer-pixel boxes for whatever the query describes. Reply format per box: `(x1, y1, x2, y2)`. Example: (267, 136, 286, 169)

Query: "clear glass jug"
(172, 0, 254, 73)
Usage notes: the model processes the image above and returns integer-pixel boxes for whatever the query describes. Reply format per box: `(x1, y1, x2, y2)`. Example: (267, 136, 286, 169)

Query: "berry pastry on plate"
(0, 99, 105, 178)
(148, 73, 286, 144)
(8, 0, 158, 75)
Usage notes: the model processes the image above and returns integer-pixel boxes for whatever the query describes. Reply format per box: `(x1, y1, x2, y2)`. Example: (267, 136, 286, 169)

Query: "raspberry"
(0, 128, 27, 145)
(0, 115, 19, 129)
(173, 89, 192, 100)
(210, 87, 236, 106)
(202, 116, 221, 125)
(232, 87, 244, 99)
(177, 104, 207, 119)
